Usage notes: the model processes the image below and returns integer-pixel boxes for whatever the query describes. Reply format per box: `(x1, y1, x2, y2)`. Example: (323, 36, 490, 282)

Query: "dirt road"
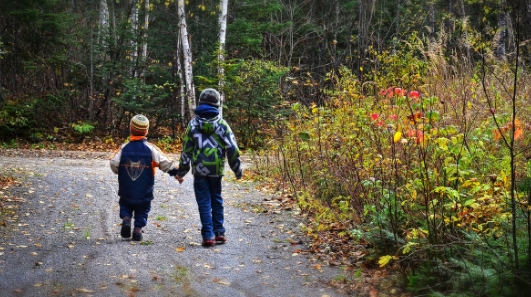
(0, 150, 348, 297)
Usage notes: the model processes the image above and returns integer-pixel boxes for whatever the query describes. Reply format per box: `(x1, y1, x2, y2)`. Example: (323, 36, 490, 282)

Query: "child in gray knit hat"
(176, 88, 243, 247)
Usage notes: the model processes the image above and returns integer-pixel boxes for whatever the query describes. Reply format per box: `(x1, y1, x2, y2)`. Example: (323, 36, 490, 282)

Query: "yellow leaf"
(378, 255, 393, 267)
(393, 131, 402, 143)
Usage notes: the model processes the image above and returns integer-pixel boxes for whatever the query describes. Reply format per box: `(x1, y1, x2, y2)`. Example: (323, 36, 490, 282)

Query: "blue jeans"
(119, 201, 151, 228)
(193, 176, 225, 240)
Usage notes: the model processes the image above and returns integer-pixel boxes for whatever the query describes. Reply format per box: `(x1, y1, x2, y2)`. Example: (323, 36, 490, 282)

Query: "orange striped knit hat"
(130, 114, 149, 136)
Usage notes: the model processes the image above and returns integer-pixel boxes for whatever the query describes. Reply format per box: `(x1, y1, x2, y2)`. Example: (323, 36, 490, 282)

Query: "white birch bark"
(176, 33, 186, 126)
(495, 0, 507, 61)
(218, 0, 228, 117)
(98, 0, 109, 45)
(93, 0, 111, 120)
(140, 0, 149, 79)
(130, 0, 139, 77)
(177, 0, 196, 115)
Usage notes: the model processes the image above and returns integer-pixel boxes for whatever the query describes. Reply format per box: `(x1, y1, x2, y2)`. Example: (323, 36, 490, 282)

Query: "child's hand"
(175, 176, 184, 184)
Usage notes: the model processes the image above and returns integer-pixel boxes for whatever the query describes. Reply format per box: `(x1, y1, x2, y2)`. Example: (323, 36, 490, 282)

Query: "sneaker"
(202, 239, 215, 247)
(132, 227, 143, 241)
(215, 233, 226, 244)
(121, 218, 131, 238)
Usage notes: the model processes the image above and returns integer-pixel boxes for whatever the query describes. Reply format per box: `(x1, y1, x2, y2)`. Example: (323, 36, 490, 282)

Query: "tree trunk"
(140, 0, 149, 80)
(495, 0, 507, 61)
(445, 0, 454, 56)
(98, 0, 109, 44)
(130, 0, 139, 77)
(89, 25, 95, 121)
(176, 33, 186, 126)
(177, 0, 196, 118)
(0, 55, 3, 107)
(218, 0, 228, 117)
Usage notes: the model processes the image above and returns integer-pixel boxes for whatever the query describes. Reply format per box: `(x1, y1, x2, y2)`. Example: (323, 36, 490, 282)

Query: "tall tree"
(141, 0, 150, 78)
(129, 0, 139, 77)
(495, 0, 508, 61)
(218, 0, 229, 117)
(177, 0, 196, 116)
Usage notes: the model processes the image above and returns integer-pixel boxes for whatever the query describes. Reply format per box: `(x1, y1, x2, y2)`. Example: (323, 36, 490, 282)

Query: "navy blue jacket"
(110, 138, 178, 204)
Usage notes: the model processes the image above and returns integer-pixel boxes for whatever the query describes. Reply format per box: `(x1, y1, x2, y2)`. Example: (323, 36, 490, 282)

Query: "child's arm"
(147, 143, 178, 176)
(109, 148, 122, 174)
(176, 125, 193, 178)
(224, 124, 243, 179)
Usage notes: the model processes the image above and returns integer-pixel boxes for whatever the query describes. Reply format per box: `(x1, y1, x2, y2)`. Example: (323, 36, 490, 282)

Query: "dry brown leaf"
(77, 288, 94, 293)
(213, 278, 230, 285)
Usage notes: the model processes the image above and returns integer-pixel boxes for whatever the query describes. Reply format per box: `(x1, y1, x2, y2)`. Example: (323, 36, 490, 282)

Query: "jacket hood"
(194, 104, 221, 135)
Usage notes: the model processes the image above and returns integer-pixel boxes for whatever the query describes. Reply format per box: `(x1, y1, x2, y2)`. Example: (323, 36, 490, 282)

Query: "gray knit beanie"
(198, 88, 221, 107)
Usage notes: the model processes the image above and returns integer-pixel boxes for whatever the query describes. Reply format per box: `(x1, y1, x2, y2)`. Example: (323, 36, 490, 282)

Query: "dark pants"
(119, 200, 152, 228)
(193, 176, 225, 240)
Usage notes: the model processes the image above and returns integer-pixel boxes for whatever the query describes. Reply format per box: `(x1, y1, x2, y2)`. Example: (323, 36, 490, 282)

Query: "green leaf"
(299, 132, 310, 141)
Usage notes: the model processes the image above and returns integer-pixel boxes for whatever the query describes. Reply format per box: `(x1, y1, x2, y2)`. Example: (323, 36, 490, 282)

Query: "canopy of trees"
(1, 0, 529, 145)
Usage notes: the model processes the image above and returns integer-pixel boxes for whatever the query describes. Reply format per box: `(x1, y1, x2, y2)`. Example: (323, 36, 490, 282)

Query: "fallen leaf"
(213, 278, 230, 285)
(369, 288, 378, 297)
(77, 288, 94, 293)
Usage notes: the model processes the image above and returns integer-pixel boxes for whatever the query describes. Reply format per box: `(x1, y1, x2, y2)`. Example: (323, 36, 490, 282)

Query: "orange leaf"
(493, 129, 502, 140)
(514, 128, 523, 140)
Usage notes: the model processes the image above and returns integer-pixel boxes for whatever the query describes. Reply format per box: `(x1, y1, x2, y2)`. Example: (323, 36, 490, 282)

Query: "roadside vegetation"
(252, 42, 531, 297)
(2, 1, 531, 296)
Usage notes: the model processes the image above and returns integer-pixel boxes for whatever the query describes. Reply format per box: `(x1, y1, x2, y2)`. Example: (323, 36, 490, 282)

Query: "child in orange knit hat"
(110, 114, 180, 241)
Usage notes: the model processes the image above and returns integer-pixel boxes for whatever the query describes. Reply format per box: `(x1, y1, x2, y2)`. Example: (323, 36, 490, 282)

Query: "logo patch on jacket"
(124, 159, 149, 181)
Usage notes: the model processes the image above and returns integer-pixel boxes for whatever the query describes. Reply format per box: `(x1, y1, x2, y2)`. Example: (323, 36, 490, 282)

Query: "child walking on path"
(110, 114, 180, 241)
(176, 88, 243, 247)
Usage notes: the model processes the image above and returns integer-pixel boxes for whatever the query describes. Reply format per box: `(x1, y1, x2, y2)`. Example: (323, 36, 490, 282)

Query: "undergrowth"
(253, 42, 531, 296)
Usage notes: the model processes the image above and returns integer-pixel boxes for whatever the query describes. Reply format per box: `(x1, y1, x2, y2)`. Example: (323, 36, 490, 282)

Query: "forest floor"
(0, 144, 410, 297)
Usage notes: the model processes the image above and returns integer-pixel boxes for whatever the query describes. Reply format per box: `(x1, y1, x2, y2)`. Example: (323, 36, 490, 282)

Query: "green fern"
(71, 122, 94, 135)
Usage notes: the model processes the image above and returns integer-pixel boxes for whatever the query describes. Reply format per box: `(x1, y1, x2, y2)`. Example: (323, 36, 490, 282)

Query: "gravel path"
(0, 149, 348, 297)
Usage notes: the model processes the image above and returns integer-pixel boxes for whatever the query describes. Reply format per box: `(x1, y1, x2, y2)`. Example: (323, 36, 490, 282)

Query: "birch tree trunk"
(495, 0, 508, 61)
(129, 0, 139, 77)
(177, 0, 196, 117)
(140, 0, 149, 79)
(176, 33, 186, 126)
(218, 0, 228, 117)
(98, 0, 109, 45)
(97, 0, 110, 123)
